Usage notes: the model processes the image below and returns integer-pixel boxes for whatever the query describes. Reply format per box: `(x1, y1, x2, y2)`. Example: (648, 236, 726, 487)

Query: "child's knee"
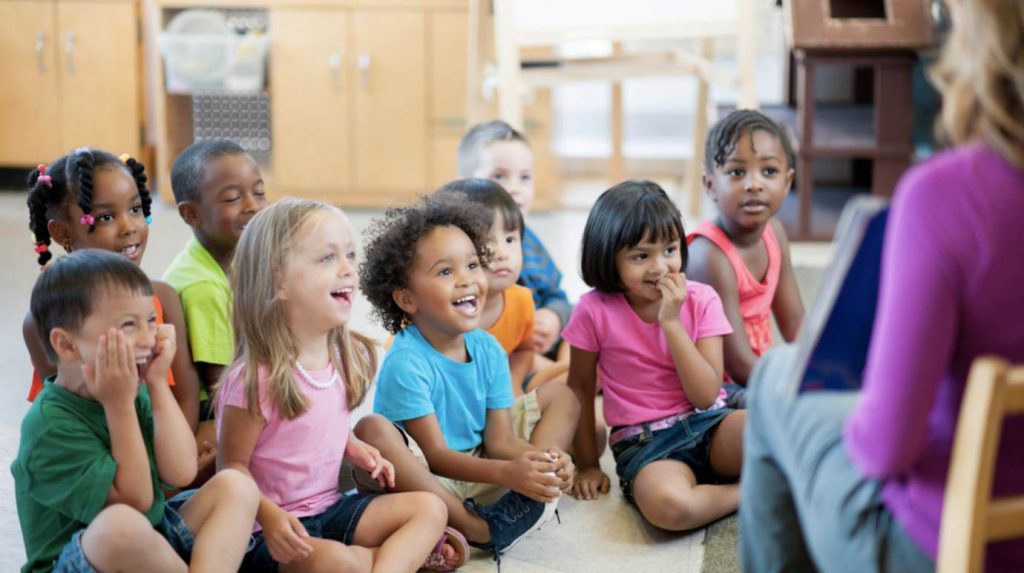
(206, 468, 260, 507)
(353, 414, 398, 444)
(641, 491, 697, 531)
(312, 545, 367, 573)
(407, 491, 448, 525)
(540, 381, 580, 415)
(84, 505, 162, 562)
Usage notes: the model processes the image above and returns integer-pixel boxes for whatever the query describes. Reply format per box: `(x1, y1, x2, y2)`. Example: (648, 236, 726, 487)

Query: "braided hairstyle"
(27, 148, 153, 267)
(704, 109, 796, 174)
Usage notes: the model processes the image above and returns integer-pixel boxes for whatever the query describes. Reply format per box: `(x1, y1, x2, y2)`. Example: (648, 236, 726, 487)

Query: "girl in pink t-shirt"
(563, 181, 745, 532)
(687, 110, 805, 405)
(216, 198, 467, 572)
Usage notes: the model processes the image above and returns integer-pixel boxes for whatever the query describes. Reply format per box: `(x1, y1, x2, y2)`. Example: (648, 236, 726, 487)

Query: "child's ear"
(701, 173, 717, 201)
(784, 167, 796, 192)
(392, 288, 418, 315)
(177, 201, 200, 227)
(47, 219, 73, 251)
(49, 327, 81, 362)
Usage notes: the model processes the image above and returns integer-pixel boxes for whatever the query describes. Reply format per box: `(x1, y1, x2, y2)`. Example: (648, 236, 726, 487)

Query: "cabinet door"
(428, 10, 467, 188)
(352, 10, 426, 197)
(270, 9, 350, 198)
(0, 0, 60, 165)
(56, 1, 140, 156)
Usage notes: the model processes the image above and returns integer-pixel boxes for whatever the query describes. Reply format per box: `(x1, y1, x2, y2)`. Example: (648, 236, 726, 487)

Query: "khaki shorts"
(357, 391, 542, 506)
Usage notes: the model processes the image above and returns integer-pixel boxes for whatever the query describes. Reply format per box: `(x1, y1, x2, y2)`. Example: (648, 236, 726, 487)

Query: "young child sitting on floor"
(565, 181, 744, 534)
(687, 110, 805, 407)
(458, 121, 572, 367)
(354, 192, 579, 567)
(13, 249, 259, 573)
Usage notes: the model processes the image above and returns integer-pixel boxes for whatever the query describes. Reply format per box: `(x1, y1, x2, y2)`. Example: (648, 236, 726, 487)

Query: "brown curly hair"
(360, 193, 493, 334)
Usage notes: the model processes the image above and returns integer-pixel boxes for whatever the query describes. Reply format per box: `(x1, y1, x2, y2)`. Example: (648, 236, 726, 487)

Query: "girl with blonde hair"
(217, 198, 467, 572)
(739, 1, 1024, 571)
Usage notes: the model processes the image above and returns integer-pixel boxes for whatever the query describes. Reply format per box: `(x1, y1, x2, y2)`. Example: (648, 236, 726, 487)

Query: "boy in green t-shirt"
(13, 250, 258, 573)
(163, 139, 267, 406)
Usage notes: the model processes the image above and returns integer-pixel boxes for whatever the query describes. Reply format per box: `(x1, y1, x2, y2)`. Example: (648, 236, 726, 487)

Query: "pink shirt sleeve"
(691, 283, 734, 340)
(562, 293, 601, 352)
(843, 165, 961, 478)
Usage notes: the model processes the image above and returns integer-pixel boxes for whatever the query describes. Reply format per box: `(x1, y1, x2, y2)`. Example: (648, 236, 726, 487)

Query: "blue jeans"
(740, 344, 933, 573)
(611, 407, 734, 504)
(241, 492, 376, 572)
(54, 490, 198, 573)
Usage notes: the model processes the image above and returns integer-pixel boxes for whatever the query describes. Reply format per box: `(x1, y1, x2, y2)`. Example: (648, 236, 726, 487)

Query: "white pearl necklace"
(295, 360, 339, 390)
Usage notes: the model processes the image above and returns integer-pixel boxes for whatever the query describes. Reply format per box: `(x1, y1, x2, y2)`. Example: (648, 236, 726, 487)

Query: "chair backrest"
(938, 357, 1024, 573)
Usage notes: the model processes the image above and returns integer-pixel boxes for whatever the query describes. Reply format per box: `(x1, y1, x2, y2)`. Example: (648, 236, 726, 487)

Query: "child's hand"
(262, 504, 313, 563)
(657, 272, 688, 325)
(547, 448, 576, 493)
(571, 467, 610, 501)
(532, 309, 561, 354)
(503, 450, 561, 503)
(82, 329, 139, 407)
(144, 324, 176, 386)
(345, 436, 396, 489)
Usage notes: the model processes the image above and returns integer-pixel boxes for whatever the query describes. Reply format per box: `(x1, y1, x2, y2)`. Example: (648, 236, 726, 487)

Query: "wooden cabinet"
(0, 0, 141, 167)
(149, 0, 557, 208)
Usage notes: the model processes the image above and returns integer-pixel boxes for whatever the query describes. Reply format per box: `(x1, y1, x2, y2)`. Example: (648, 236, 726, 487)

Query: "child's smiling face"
(704, 129, 794, 231)
(398, 226, 489, 338)
(63, 167, 149, 265)
(185, 153, 267, 253)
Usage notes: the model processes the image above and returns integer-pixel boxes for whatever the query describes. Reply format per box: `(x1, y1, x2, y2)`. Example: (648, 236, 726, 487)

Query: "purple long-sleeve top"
(844, 143, 1024, 568)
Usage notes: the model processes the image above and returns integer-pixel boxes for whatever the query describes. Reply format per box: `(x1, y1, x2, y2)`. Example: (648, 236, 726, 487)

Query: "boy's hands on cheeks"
(262, 503, 313, 563)
(503, 450, 561, 503)
(345, 434, 396, 489)
(82, 328, 138, 407)
(657, 272, 688, 325)
(532, 309, 561, 354)
(144, 324, 177, 386)
(571, 467, 610, 501)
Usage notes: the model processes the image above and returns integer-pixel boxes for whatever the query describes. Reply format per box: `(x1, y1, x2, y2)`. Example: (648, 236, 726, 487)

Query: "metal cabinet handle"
(35, 32, 46, 73)
(358, 52, 371, 89)
(64, 32, 75, 75)
(328, 52, 342, 89)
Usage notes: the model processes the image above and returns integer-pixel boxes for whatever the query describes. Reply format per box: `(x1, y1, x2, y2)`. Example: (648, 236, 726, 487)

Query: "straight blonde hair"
(221, 197, 376, 420)
(930, 0, 1024, 169)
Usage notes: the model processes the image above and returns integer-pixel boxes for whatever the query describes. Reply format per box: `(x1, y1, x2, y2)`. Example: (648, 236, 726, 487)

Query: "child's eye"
(632, 253, 647, 261)
(763, 168, 779, 176)
(727, 168, 745, 177)
(130, 204, 143, 214)
(468, 262, 479, 270)
(490, 172, 505, 181)
(223, 195, 241, 204)
(521, 174, 532, 182)
(438, 267, 453, 277)
(346, 251, 357, 261)
(121, 320, 136, 329)
(148, 316, 158, 325)
(505, 235, 517, 244)
(96, 213, 114, 223)
(665, 246, 677, 255)
(321, 253, 336, 263)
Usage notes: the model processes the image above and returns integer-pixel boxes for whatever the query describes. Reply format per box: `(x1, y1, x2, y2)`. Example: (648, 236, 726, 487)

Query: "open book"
(789, 196, 890, 394)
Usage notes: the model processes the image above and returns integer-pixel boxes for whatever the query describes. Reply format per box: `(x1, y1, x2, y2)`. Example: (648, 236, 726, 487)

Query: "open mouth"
(452, 294, 480, 317)
(331, 287, 354, 305)
(119, 244, 141, 258)
(135, 356, 150, 379)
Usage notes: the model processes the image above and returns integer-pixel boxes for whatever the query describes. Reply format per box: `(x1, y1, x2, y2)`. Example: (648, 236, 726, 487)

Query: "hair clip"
(145, 215, 153, 225)
(74, 147, 90, 155)
(33, 242, 49, 255)
(36, 165, 52, 187)
(119, 153, 131, 164)
(80, 214, 95, 226)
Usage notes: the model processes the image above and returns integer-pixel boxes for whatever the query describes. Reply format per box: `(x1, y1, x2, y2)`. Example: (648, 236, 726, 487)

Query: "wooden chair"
(938, 357, 1024, 573)
(476, 0, 760, 213)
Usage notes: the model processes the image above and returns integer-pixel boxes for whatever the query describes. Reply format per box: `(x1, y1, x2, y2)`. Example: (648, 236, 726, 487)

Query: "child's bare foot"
(423, 527, 469, 571)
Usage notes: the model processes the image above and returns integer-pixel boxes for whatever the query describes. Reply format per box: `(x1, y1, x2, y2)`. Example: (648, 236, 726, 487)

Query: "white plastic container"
(159, 10, 268, 93)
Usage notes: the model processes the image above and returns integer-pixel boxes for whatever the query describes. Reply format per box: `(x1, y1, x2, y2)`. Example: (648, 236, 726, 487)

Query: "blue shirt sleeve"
(373, 350, 437, 423)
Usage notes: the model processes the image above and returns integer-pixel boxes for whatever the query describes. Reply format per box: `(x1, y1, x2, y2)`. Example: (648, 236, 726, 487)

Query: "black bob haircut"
(579, 180, 687, 293)
(170, 139, 248, 204)
(31, 249, 154, 361)
(435, 178, 525, 238)
(360, 192, 492, 335)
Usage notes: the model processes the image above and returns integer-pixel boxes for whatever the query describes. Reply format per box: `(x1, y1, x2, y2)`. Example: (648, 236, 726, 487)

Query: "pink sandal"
(421, 526, 470, 571)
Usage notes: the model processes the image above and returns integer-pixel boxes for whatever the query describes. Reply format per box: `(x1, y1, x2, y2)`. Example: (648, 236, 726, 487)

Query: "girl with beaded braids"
(22, 148, 204, 436)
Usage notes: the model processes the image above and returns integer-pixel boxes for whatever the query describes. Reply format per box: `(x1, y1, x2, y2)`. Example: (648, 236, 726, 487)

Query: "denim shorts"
(611, 407, 734, 504)
(241, 492, 376, 572)
(54, 489, 198, 573)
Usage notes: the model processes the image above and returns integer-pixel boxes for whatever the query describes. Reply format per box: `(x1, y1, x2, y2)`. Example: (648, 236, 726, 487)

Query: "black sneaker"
(465, 490, 558, 563)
